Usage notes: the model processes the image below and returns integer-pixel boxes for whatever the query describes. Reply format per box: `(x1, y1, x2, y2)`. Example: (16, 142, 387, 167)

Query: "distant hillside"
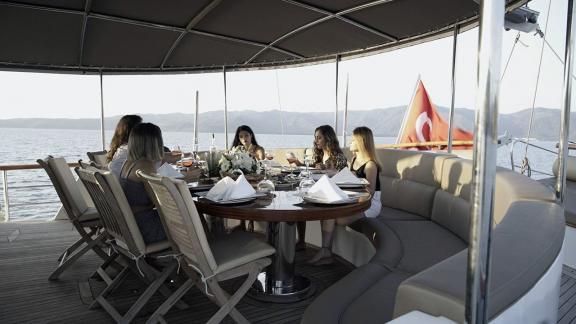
(0, 107, 573, 140)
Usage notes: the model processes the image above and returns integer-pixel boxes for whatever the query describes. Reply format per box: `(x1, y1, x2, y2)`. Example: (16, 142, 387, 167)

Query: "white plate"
(196, 191, 266, 204)
(337, 183, 368, 189)
(302, 191, 369, 205)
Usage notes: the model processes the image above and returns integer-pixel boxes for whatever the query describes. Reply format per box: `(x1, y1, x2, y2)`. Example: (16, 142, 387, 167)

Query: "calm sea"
(0, 128, 561, 221)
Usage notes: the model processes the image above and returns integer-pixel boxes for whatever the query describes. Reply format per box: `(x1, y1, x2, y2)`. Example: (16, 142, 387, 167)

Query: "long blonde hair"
(352, 126, 381, 170)
(127, 123, 164, 162)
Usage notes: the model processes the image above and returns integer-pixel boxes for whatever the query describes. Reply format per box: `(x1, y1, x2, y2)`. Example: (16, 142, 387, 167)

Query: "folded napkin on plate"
(206, 175, 256, 201)
(157, 163, 184, 178)
(307, 175, 348, 202)
(331, 167, 365, 184)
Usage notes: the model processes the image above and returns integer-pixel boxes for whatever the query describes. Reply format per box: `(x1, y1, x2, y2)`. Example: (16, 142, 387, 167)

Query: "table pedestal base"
(247, 221, 315, 303)
(249, 272, 315, 303)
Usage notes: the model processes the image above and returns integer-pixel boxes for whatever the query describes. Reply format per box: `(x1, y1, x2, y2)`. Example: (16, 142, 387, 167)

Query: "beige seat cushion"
(377, 206, 427, 221)
(211, 232, 275, 275)
(77, 207, 100, 223)
(145, 240, 172, 254)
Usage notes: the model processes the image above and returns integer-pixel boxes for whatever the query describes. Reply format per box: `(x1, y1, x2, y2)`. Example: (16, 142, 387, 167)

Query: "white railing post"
(2, 171, 9, 221)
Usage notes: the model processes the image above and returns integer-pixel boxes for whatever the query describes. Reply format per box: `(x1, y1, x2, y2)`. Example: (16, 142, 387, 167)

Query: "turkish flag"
(397, 80, 473, 150)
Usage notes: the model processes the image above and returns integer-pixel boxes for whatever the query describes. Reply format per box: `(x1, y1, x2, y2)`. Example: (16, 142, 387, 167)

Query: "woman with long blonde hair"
(308, 126, 381, 265)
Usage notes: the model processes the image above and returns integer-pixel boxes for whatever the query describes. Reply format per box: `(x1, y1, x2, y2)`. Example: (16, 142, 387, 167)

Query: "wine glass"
(266, 152, 274, 161)
(300, 150, 314, 179)
(298, 177, 315, 196)
(257, 178, 276, 194)
(197, 160, 209, 179)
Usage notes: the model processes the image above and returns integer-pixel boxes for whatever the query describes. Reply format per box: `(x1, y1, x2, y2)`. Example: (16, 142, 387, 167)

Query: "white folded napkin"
(205, 175, 256, 201)
(331, 167, 365, 184)
(157, 162, 184, 178)
(307, 175, 348, 202)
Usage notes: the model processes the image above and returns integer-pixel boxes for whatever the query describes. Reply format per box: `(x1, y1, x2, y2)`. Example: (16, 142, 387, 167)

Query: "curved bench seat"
(302, 149, 564, 324)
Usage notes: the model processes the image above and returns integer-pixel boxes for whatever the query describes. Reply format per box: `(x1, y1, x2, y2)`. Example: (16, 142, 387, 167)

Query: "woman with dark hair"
(289, 125, 348, 251)
(107, 114, 142, 177)
(287, 125, 347, 170)
(120, 123, 166, 244)
(231, 125, 265, 160)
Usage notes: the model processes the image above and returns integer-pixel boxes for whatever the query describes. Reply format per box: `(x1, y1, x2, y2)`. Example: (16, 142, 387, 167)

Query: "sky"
(0, 0, 571, 120)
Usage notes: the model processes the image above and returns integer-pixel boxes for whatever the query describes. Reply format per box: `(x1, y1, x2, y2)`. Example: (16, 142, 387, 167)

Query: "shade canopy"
(0, 0, 527, 74)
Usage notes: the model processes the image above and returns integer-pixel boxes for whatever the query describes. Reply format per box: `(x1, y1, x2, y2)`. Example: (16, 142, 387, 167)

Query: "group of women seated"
(104, 115, 382, 266)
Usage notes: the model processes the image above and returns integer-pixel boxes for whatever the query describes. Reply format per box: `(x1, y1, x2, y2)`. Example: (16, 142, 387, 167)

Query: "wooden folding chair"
(139, 171, 275, 324)
(87, 150, 108, 170)
(38, 156, 109, 280)
(76, 168, 185, 323)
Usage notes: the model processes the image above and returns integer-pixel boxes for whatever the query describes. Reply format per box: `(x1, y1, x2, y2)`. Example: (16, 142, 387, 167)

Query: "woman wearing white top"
(107, 115, 142, 177)
(308, 126, 382, 266)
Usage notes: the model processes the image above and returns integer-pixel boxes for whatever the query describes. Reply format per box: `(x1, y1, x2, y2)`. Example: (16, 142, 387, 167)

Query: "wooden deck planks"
(0, 221, 353, 323)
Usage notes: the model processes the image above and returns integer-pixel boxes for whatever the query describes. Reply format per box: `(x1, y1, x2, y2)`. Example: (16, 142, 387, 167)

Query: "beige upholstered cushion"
(377, 148, 454, 187)
(552, 156, 576, 181)
(440, 157, 473, 201)
(211, 232, 276, 275)
(48, 157, 89, 216)
(430, 190, 471, 243)
(378, 206, 426, 221)
(380, 175, 437, 218)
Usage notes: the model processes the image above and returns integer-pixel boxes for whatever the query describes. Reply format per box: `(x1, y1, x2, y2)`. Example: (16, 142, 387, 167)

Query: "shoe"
(295, 241, 307, 251)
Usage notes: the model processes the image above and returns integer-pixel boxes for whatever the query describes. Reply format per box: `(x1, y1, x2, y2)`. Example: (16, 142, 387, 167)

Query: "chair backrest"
(87, 150, 108, 169)
(138, 171, 217, 275)
(75, 167, 147, 255)
(38, 156, 89, 220)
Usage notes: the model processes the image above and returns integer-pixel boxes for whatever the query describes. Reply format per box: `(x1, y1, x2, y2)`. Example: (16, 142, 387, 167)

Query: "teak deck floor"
(1, 221, 575, 323)
(0, 221, 352, 324)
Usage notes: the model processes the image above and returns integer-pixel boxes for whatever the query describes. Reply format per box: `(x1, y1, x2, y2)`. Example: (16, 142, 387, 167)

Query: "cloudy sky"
(0, 0, 571, 120)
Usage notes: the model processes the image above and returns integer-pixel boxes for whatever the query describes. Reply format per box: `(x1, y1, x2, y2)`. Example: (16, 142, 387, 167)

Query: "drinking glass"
(266, 152, 274, 161)
(257, 178, 276, 194)
(197, 160, 209, 179)
(298, 177, 315, 196)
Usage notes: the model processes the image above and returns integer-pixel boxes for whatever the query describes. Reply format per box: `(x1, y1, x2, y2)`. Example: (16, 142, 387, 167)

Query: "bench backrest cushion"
(377, 149, 454, 218)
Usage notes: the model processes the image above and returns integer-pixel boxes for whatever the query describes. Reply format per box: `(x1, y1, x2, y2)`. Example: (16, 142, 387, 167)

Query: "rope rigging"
(501, 0, 552, 176)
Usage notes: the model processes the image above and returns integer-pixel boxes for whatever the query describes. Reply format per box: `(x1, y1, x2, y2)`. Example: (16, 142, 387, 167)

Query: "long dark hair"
(231, 125, 260, 148)
(107, 115, 142, 162)
(313, 125, 343, 164)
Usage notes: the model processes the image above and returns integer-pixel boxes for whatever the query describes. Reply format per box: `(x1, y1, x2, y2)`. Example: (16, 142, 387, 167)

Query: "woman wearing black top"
(308, 126, 382, 265)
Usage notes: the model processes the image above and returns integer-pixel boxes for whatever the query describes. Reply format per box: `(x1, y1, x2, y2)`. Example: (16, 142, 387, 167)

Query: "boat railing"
(509, 138, 557, 177)
(0, 163, 79, 222)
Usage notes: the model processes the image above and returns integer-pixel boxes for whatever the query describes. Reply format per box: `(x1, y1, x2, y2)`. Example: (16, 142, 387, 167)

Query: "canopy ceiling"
(0, 0, 528, 74)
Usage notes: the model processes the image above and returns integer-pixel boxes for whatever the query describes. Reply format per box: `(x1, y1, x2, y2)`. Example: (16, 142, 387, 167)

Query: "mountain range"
(1, 107, 574, 141)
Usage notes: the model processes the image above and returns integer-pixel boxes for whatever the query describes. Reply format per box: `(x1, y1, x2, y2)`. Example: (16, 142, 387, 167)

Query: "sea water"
(0, 128, 562, 221)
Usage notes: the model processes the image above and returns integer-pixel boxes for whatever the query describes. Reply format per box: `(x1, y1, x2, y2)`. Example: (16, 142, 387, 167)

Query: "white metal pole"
(223, 67, 229, 150)
(556, 0, 576, 203)
(99, 71, 106, 150)
(342, 74, 349, 147)
(448, 24, 460, 153)
(334, 55, 340, 137)
(2, 171, 9, 222)
(194, 90, 199, 153)
(466, 0, 503, 323)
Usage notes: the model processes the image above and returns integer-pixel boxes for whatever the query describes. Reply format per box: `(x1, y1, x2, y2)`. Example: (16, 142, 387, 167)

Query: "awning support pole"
(466, 1, 503, 323)
(448, 24, 460, 153)
(99, 71, 105, 150)
(334, 55, 340, 137)
(223, 67, 229, 150)
(342, 74, 349, 147)
(556, 0, 575, 203)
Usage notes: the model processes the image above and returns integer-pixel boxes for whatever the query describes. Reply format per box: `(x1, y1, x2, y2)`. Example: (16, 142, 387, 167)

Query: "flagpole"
(193, 90, 199, 154)
(448, 24, 460, 153)
(396, 75, 421, 144)
(334, 55, 340, 138)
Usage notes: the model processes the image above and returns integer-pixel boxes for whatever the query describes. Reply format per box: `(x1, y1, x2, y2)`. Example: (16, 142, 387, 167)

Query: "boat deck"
(1, 221, 576, 323)
(0, 221, 353, 324)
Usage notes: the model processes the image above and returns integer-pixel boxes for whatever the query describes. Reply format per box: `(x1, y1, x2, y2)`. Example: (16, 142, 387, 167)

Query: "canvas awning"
(0, 0, 528, 74)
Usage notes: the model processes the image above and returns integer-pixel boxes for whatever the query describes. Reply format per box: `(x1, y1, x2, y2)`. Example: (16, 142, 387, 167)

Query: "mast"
(334, 55, 340, 138)
(223, 66, 229, 150)
(99, 70, 105, 150)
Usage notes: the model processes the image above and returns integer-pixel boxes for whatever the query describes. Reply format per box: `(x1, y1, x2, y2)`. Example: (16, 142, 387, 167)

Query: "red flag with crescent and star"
(397, 80, 473, 150)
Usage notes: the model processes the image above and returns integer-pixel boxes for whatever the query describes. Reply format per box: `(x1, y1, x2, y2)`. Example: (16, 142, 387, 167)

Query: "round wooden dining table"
(194, 190, 371, 303)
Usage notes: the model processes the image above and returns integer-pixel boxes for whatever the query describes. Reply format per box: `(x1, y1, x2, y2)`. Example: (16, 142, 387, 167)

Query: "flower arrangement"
(218, 146, 262, 176)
